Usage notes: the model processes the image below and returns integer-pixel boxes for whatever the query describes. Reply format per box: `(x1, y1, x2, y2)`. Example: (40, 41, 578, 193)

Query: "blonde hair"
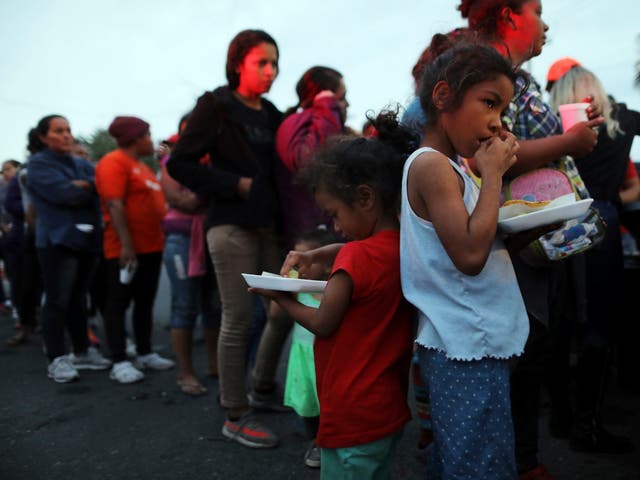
(548, 66, 622, 140)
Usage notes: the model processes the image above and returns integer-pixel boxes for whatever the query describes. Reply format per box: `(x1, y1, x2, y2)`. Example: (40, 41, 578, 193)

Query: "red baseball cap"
(165, 133, 180, 144)
(546, 57, 581, 82)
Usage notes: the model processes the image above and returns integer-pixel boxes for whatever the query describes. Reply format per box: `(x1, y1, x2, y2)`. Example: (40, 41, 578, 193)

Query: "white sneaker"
(47, 355, 80, 383)
(109, 361, 144, 384)
(135, 352, 175, 371)
(69, 347, 112, 370)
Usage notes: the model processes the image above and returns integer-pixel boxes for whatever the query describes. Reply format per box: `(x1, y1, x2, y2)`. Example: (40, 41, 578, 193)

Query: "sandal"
(177, 379, 208, 396)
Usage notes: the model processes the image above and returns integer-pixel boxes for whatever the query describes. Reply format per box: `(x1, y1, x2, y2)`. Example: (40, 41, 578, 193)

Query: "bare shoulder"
(410, 149, 454, 179)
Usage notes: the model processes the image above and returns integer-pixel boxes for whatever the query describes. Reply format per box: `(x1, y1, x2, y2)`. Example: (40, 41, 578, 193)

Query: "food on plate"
(502, 198, 551, 209)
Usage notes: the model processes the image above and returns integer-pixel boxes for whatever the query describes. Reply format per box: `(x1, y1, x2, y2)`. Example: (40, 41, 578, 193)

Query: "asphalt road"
(0, 270, 638, 479)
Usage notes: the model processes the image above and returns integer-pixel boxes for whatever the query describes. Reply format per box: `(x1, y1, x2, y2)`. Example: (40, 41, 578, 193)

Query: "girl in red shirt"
(251, 111, 417, 479)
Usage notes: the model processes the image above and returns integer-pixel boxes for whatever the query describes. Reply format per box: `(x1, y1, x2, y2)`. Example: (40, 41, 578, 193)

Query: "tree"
(77, 128, 116, 163)
(78, 128, 158, 172)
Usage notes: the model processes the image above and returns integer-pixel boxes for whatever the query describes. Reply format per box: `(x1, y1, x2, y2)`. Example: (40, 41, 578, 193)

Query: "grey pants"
(207, 225, 293, 409)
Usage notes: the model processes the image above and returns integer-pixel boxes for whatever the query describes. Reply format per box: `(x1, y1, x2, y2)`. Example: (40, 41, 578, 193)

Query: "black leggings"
(101, 252, 162, 363)
(37, 245, 96, 360)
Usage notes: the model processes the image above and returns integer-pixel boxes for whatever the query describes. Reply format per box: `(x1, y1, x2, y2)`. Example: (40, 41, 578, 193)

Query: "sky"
(1, 0, 639, 162)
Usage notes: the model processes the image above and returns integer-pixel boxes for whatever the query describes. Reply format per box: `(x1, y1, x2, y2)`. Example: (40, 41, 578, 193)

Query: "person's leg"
(102, 258, 133, 363)
(419, 347, 516, 480)
(15, 241, 40, 332)
(510, 316, 550, 473)
(164, 233, 203, 391)
(571, 203, 633, 453)
(412, 349, 433, 449)
(66, 252, 96, 355)
(246, 295, 267, 371)
(207, 225, 258, 415)
(200, 260, 220, 377)
(252, 228, 293, 394)
(130, 252, 162, 357)
(5, 246, 30, 345)
(37, 245, 82, 361)
(546, 258, 581, 439)
(88, 255, 107, 318)
(4, 246, 20, 316)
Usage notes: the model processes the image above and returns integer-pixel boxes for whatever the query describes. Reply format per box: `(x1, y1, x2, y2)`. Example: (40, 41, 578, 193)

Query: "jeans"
(102, 252, 162, 363)
(37, 245, 97, 361)
(206, 225, 293, 409)
(163, 232, 220, 329)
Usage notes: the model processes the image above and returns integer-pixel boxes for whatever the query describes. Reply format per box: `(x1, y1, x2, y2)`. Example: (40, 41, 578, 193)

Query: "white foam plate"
(498, 198, 593, 233)
(241, 271, 327, 292)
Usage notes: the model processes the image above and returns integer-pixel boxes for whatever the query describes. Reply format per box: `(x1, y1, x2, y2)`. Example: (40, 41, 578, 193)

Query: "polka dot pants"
(417, 347, 517, 480)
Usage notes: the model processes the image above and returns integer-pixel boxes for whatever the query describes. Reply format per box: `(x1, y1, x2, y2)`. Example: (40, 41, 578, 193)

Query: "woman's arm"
(168, 92, 250, 201)
(506, 118, 603, 176)
(277, 93, 344, 173)
(105, 199, 136, 268)
(27, 157, 95, 206)
(159, 164, 201, 213)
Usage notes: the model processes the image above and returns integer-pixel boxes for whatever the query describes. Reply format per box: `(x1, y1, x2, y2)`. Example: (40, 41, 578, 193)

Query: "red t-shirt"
(314, 230, 414, 448)
(95, 149, 166, 259)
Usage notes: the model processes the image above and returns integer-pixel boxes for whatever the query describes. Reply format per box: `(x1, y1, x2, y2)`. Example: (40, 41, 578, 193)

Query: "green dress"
(283, 292, 320, 417)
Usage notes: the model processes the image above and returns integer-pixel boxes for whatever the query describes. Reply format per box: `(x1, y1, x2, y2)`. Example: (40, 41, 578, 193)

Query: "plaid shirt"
(503, 72, 562, 140)
(503, 71, 590, 198)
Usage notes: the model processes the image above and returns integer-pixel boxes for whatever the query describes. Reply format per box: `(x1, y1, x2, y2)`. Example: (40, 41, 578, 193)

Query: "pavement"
(0, 269, 638, 479)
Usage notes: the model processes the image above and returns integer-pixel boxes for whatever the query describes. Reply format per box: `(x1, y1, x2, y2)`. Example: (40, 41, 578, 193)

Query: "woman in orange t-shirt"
(95, 116, 174, 384)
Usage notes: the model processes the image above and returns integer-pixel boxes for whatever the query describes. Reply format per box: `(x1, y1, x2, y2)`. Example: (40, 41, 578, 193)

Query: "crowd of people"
(1, 1, 639, 479)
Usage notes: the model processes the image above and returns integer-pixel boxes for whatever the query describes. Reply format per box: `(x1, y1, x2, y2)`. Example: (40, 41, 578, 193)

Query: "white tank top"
(400, 147, 528, 360)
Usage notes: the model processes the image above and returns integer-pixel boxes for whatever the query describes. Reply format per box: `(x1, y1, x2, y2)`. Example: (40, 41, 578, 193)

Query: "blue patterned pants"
(417, 347, 517, 480)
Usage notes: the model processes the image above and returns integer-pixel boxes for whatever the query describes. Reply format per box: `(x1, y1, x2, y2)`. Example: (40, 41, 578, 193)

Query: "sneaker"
(135, 352, 175, 371)
(222, 415, 278, 448)
(518, 464, 555, 480)
(47, 355, 80, 383)
(304, 442, 321, 468)
(109, 360, 144, 384)
(570, 423, 635, 454)
(69, 346, 112, 370)
(248, 390, 293, 413)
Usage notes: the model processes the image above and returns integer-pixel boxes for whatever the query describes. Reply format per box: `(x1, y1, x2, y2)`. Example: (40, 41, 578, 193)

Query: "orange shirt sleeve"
(95, 151, 130, 200)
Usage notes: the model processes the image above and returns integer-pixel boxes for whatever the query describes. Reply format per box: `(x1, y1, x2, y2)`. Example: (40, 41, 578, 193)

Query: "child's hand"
(280, 250, 314, 278)
(248, 287, 290, 301)
(475, 131, 519, 178)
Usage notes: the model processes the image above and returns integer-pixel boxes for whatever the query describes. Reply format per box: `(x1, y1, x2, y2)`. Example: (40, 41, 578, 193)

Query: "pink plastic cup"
(558, 102, 589, 132)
